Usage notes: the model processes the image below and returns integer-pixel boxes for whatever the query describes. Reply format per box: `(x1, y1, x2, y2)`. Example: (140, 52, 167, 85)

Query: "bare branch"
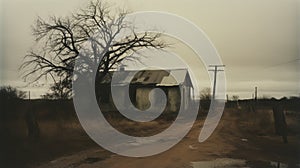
(20, 0, 168, 98)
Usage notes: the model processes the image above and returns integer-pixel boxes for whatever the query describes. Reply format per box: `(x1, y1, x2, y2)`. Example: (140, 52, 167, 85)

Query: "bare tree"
(232, 95, 239, 101)
(20, 0, 166, 98)
(41, 78, 72, 100)
(200, 87, 211, 100)
(0, 85, 26, 118)
(199, 87, 211, 110)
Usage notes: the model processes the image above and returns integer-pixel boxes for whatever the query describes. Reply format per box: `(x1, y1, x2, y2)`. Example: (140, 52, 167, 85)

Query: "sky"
(0, 0, 299, 99)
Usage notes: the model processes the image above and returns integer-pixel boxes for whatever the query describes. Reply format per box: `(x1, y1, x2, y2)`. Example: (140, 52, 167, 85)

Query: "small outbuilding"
(97, 69, 194, 112)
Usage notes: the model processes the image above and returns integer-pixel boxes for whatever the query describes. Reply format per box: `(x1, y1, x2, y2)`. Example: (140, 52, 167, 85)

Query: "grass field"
(1, 99, 300, 167)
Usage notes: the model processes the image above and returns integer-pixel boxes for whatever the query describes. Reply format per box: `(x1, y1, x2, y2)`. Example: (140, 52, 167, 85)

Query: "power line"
(264, 58, 300, 70)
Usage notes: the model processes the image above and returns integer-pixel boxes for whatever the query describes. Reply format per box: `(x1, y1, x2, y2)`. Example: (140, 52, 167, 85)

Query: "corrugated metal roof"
(99, 69, 192, 87)
(158, 69, 188, 86)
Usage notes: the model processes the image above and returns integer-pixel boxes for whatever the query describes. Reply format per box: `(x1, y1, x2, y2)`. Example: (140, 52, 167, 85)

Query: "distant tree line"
(0, 86, 26, 101)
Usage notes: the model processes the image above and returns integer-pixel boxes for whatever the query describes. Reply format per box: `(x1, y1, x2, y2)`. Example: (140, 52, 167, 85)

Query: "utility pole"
(254, 86, 257, 101)
(208, 65, 225, 100)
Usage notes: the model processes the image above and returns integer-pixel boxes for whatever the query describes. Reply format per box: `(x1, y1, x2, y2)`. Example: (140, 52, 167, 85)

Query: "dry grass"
(1, 100, 300, 167)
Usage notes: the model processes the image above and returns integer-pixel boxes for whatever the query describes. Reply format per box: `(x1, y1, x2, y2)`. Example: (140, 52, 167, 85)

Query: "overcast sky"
(0, 0, 299, 99)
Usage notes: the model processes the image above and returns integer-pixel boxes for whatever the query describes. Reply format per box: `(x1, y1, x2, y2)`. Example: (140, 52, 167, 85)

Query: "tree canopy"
(20, 0, 166, 99)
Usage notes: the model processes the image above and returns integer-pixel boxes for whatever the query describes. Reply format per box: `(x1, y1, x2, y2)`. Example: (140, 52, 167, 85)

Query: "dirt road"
(35, 110, 300, 168)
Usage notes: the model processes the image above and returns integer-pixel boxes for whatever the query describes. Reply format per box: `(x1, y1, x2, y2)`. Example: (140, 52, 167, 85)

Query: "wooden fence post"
(272, 101, 288, 143)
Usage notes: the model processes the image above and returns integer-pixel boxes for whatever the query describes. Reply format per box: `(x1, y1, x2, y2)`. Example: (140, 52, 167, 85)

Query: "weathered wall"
(135, 86, 182, 112)
(136, 87, 152, 111)
(168, 87, 181, 112)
